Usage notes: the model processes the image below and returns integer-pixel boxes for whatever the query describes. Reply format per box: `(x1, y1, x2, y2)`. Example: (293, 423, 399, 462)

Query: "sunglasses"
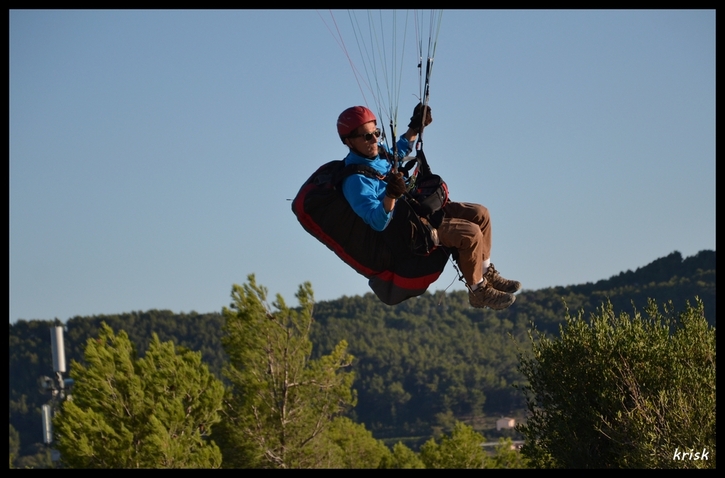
(347, 128, 381, 142)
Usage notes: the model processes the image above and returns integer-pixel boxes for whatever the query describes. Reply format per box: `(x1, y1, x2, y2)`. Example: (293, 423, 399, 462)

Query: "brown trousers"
(435, 201, 491, 286)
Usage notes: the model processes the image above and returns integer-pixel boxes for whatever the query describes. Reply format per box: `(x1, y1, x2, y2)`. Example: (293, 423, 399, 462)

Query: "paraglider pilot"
(337, 104, 521, 309)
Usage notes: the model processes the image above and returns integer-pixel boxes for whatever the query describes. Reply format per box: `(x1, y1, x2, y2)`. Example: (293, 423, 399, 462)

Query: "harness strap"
(334, 163, 382, 186)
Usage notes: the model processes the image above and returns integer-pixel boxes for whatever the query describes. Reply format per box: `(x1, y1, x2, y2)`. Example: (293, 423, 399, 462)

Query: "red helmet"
(337, 106, 377, 140)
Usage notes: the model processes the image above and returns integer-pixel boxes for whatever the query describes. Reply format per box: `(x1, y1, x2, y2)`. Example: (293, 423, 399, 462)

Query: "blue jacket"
(342, 136, 414, 231)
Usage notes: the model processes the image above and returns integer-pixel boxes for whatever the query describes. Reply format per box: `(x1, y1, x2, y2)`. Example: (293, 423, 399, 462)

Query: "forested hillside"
(307, 250, 715, 437)
(9, 249, 715, 467)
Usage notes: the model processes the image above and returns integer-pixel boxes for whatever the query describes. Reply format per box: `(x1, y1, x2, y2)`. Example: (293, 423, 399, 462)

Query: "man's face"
(346, 121, 379, 159)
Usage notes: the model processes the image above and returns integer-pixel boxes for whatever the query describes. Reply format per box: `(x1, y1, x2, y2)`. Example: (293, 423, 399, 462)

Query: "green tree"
(384, 442, 426, 469)
(9, 425, 20, 468)
(53, 323, 224, 468)
(518, 298, 716, 468)
(217, 275, 356, 468)
(488, 437, 529, 469)
(419, 421, 489, 468)
(323, 416, 393, 468)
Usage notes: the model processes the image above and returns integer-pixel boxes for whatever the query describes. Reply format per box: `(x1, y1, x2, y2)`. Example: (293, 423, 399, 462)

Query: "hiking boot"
(468, 281, 516, 310)
(484, 263, 522, 294)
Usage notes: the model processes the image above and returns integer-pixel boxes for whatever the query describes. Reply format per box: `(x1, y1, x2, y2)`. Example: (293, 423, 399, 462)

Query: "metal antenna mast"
(39, 322, 74, 464)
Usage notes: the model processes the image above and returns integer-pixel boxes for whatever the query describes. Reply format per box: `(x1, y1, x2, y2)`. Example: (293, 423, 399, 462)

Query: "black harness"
(291, 156, 451, 305)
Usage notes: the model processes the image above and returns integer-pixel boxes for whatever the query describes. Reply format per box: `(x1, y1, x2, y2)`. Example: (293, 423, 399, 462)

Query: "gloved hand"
(385, 171, 407, 199)
(408, 103, 432, 132)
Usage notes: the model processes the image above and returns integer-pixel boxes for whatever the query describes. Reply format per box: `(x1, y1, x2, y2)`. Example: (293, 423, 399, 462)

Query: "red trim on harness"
(293, 183, 444, 292)
(292, 183, 379, 278)
(373, 269, 444, 289)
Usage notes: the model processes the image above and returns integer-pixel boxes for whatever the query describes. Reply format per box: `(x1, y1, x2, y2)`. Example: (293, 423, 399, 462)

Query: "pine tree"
(53, 323, 224, 468)
(323, 416, 393, 468)
(419, 421, 490, 469)
(488, 437, 529, 469)
(216, 275, 355, 468)
(384, 442, 426, 469)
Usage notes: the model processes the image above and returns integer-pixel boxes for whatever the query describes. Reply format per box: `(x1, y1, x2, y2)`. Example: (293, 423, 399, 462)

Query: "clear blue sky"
(10, 10, 715, 323)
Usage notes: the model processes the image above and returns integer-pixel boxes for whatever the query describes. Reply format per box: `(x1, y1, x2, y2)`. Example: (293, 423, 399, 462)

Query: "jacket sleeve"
(342, 174, 393, 232)
(381, 136, 414, 161)
(396, 135, 414, 159)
